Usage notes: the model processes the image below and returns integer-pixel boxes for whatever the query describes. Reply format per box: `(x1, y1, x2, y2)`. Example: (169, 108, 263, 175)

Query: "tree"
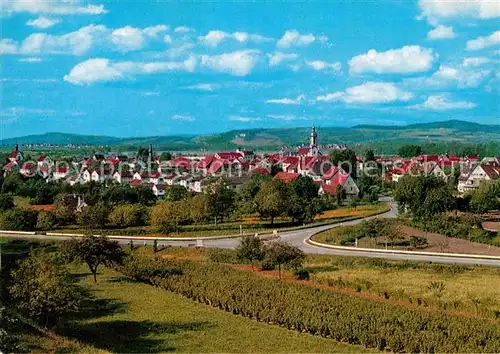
(137, 146, 150, 160)
(149, 201, 190, 233)
(77, 202, 109, 230)
(0, 307, 24, 353)
(203, 178, 235, 224)
(398, 144, 422, 158)
(287, 176, 321, 223)
(364, 149, 376, 162)
(263, 241, 305, 279)
(236, 235, 264, 271)
(36, 211, 57, 231)
(9, 251, 81, 327)
(0, 173, 24, 194)
(52, 193, 78, 224)
(135, 185, 157, 206)
(161, 152, 172, 161)
(255, 179, 289, 224)
(109, 203, 146, 227)
(0, 194, 14, 211)
(329, 149, 358, 178)
(164, 185, 188, 202)
(335, 185, 347, 206)
(61, 235, 125, 283)
(469, 179, 500, 213)
(189, 194, 211, 223)
(0, 208, 37, 231)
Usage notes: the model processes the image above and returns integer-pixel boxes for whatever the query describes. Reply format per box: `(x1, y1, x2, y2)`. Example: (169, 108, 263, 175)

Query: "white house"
(152, 184, 166, 197)
(458, 163, 500, 193)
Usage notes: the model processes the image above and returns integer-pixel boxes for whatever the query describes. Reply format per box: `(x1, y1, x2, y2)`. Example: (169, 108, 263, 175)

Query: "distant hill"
(1, 120, 500, 153)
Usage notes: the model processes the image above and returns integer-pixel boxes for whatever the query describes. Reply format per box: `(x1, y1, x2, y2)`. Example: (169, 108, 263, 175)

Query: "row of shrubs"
(116, 255, 500, 352)
(410, 213, 499, 246)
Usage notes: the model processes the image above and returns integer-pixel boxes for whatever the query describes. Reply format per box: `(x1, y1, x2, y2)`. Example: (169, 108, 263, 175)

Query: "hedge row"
(117, 255, 500, 352)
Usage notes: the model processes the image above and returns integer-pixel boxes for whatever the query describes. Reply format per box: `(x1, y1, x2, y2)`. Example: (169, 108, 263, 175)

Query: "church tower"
(309, 126, 318, 156)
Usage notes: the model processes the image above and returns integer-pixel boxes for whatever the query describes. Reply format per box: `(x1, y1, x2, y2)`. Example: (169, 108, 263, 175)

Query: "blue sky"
(1, 0, 499, 138)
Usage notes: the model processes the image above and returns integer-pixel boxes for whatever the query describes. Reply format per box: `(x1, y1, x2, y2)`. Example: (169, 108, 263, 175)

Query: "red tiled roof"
(207, 159, 230, 174)
(154, 184, 166, 191)
(216, 152, 243, 160)
(197, 156, 216, 169)
(251, 167, 270, 175)
(55, 167, 69, 173)
(322, 166, 340, 180)
(9, 151, 19, 159)
(481, 163, 500, 179)
(130, 179, 143, 186)
(37, 154, 47, 162)
(296, 147, 311, 156)
(466, 154, 479, 160)
(3, 161, 18, 171)
(274, 172, 300, 183)
(329, 172, 349, 188)
(320, 184, 339, 195)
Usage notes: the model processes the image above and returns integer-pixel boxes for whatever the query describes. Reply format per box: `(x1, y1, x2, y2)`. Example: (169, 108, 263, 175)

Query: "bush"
(0, 194, 14, 211)
(117, 255, 500, 353)
(36, 211, 57, 231)
(409, 236, 428, 248)
(207, 248, 237, 264)
(109, 203, 146, 227)
(0, 208, 38, 231)
(293, 268, 310, 280)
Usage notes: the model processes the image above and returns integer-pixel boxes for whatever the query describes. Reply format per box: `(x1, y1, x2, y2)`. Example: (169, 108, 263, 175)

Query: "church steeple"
(310, 126, 318, 148)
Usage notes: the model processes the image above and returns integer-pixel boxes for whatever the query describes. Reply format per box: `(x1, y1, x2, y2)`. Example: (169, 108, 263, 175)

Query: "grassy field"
(58, 265, 370, 353)
(55, 203, 390, 238)
(304, 254, 500, 318)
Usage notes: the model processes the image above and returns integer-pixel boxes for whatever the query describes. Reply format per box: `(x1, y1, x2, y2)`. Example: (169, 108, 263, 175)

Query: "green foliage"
(329, 149, 358, 178)
(207, 248, 238, 264)
(236, 235, 264, 269)
(255, 179, 289, 224)
(409, 236, 428, 248)
(287, 176, 320, 223)
(263, 240, 305, 278)
(36, 211, 57, 231)
(293, 268, 310, 280)
(0, 194, 14, 211)
(149, 201, 190, 233)
(398, 144, 422, 158)
(61, 235, 125, 282)
(0, 208, 38, 231)
(117, 255, 500, 353)
(0, 173, 24, 194)
(108, 203, 146, 227)
(0, 307, 25, 353)
(164, 184, 189, 202)
(52, 193, 78, 225)
(203, 178, 235, 224)
(77, 202, 109, 230)
(394, 175, 455, 218)
(469, 179, 500, 213)
(9, 251, 81, 327)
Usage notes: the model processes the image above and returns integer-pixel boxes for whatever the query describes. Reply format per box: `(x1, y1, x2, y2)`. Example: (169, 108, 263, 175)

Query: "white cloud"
(267, 51, 298, 66)
(266, 94, 306, 105)
(427, 25, 456, 40)
(349, 45, 435, 74)
(26, 16, 60, 29)
(184, 83, 219, 91)
(142, 91, 160, 96)
(64, 56, 196, 84)
(410, 94, 476, 110)
(2, 24, 169, 56)
(3, 0, 108, 15)
(418, 0, 499, 24)
(317, 82, 413, 104)
(306, 60, 342, 73)
(143, 25, 169, 38)
(277, 30, 316, 48)
(0, 107, 57, 117)
(18, 57, 42, 63)
(172, 115, 195, 121)
(63, 58, 122, 84)
(174, 26, 194, 33)
(466, 31, 500, 51)
(462, 57, 493, 67)
(111, 25, 169, 52)
(229, 116, 261, 122)
(163, 35, 173, 44)
(268, 114, 298, 121)
(198, 30, 272, 47)
(200, 50, 260, 76)
(404, 63, 491, 89)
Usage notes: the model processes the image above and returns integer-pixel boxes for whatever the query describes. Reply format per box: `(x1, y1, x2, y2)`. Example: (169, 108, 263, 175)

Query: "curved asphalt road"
(2, 198, 499, 266)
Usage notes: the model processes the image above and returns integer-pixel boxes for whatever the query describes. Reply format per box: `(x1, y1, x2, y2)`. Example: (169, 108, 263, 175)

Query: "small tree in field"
(263, 240, 305, 279)
(62, 235, 125, 283)
(9, 251, 81, 327)
(236, 234, 264, 271)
